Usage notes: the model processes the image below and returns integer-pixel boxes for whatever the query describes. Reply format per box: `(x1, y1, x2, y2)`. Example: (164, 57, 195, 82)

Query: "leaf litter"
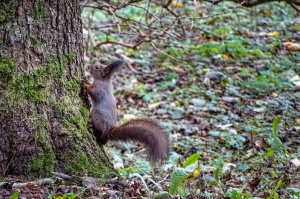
(2, 1, 300, 198)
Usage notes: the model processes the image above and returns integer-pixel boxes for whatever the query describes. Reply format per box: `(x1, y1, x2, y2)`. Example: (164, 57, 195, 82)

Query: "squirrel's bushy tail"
(108, 119, 169, 162)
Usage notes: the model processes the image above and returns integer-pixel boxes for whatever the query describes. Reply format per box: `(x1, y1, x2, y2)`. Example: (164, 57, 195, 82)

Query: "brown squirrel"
(82, 60, 169, 162)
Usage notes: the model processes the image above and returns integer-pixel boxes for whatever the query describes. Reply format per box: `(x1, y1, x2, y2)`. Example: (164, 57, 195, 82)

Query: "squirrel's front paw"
(81, 76, 91, 86)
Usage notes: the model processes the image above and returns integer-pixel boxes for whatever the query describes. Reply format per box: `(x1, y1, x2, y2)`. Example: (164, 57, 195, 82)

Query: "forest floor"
(1, 1, 300, 199)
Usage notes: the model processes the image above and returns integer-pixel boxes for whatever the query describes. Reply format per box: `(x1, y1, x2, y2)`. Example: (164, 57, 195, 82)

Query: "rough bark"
(0, 0, 116, 178)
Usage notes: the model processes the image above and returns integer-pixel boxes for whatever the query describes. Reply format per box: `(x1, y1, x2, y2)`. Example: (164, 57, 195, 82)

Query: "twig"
(132, 3, 158, 22)
(105, 177, 129, 189)
(287, 1, 300, 12)
(3, 150, 16, 176)
(163, 2, 186, 38)
(95, 40, 137, 49)
(118, 54, 139, 74)
(52, 172, 72, 180)
(156, 173, 170, 184)
(151, 42, 178, 61)
(12, 178, 54, 188)
(109, 7, 121, 34)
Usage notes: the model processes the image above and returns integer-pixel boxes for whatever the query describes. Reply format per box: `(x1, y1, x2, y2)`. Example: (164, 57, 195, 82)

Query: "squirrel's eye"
(95, 66, 99, 69)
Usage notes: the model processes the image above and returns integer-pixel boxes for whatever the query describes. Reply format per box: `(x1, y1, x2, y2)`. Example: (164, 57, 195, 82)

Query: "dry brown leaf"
(283, 42, 300, 51)
(26, 182, 35, 188)
(232, 74, 239, 80)
(173, 66, 185, 74)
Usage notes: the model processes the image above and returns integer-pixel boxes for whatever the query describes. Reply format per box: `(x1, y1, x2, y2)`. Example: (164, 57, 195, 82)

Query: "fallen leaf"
(267, 31, 280, 37)
(290, 75, 300, 86)
(253, 107, 266, 112)
(291, 158, 300, 167)
(148, 102, 161, 110)
(255, 139, 263, 149)
(81, 176, 99, 187)
(202, 68, 211, 72)
(249, 177, 260, 187)
(203, 77, 210, 85)
(271, 92, 278, 98)
(205, 71, 226, 82)
(246, 31, 280, 38)
(173, 66, 185, 74)
(171, 1, 183, 7)
(26, 182, 35, 188)
(171, 108, 185, 119)
(123, 114, 136, 120)
(221, 54, 232, 60)
(190, 98, 206, 107)
(232, 74, 239, 80)
(223, 162, 236, 173)
(222, 97, 240, 103)
(283, 42, 300, 51)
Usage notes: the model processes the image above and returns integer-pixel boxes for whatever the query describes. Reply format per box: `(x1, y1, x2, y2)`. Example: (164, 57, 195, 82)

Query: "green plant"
(136, 84, 154, 101)
(9, 192, 19, 199)
(169, 167, 187, 195)
(159, 72, 178, 89)
(169, 153, 201, 196)
(212, 159, 223, 188)
(225, 188, 252, 199)
(47, 193, 77, 199)
(266, 116, 289, 159)
(266, 180, 284, 199)
(287, 188, 300, 199)
(226, 134, 246, 149)
(241, 72, 293, 94)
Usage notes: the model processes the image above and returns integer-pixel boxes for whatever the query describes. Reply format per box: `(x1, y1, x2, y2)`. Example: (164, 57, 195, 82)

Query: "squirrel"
(82, 60, 169, 162)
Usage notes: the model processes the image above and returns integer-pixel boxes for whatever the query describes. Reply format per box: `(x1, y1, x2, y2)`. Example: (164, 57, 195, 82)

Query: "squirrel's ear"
(107, 60, 124, 70)
(103, 60, 124, 77)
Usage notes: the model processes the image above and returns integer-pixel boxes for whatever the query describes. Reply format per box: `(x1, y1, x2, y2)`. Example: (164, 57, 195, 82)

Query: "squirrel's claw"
(81, 76, 91, 87)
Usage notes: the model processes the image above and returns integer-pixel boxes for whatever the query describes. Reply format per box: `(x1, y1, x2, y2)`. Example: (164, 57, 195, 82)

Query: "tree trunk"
(0, 0, 116, 178)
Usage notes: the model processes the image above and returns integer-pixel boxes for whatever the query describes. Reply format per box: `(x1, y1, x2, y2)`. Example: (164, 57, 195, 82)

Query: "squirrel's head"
(87, 60, 124, 80)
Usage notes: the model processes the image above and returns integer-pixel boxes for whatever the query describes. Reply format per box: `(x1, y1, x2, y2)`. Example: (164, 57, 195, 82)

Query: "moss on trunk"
(0, 0, 117, 178)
